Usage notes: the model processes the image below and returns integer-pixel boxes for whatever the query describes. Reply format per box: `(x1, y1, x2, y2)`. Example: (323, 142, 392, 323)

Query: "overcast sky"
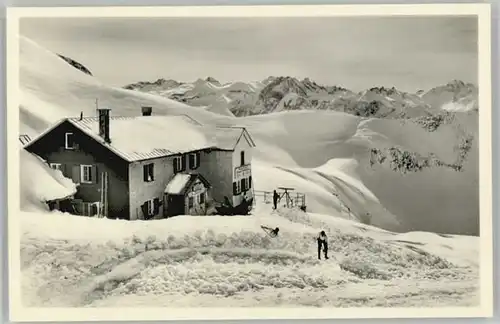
(20, 16, 477, 92)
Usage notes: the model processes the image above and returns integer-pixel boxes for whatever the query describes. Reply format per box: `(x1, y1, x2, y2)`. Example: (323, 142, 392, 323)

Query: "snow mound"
(20, 149, 76, 212)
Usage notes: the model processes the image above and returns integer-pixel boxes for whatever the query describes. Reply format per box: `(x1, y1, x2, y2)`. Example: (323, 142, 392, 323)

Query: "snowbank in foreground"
(19, 149, 76, 212)
(20, 208, 478, 307)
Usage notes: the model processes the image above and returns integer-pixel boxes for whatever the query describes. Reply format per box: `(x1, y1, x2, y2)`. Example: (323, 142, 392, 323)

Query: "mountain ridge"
(122, 75, 478, 119)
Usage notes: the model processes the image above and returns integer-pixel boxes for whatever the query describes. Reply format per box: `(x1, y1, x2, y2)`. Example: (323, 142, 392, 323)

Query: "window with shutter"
(240, 151, 245, 166)
(174, 157, 184, 173)
(248, 176, 252, 188)
(188, 196, 194, 209)
(188, 152, 200, 169)
(233, 181, 242, 195)
(241, 179, 246, 191)
(80, 165, 93, 183)
(65, 132, 75, 150)
(50, 163, 62, 171)
(199, 192, 205, 204)
(143, 163, 154, 182)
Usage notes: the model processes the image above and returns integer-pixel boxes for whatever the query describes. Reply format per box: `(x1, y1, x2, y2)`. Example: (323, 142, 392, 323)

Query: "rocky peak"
(57, 54, 93, 76)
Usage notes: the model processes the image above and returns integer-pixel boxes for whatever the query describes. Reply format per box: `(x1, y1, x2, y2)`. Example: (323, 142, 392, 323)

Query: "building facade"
(23, 108, 256, 220)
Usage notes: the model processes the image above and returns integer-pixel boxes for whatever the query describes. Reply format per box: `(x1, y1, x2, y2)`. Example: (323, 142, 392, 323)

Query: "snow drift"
(20, 207, 478, 307)
(20, 148, 76, 212)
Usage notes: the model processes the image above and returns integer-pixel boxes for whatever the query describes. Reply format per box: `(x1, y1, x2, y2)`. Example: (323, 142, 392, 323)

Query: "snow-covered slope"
(20, 36, 224, 138)
(243, 110, 478, 235)
(16, 36, 480, 308)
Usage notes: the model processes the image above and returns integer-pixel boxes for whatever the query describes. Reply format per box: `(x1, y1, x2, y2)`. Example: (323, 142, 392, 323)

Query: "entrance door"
(165, 194, 185, 217)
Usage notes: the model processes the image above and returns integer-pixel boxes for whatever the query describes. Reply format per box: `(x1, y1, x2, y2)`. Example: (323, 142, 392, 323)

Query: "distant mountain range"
(122, 76, 478, 119)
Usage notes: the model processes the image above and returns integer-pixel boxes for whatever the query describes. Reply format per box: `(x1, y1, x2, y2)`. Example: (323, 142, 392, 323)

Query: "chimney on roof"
(98, 108, 111, 143)
(141, 106, 152, 116)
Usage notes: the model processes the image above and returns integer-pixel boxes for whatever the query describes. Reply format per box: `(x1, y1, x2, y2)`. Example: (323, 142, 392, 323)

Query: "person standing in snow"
(272, 190, 279, 210)
(317, 230, 329, 260)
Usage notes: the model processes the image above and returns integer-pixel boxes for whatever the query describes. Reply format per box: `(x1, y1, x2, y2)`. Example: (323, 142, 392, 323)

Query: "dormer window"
(65, 132, 75, 149)
(143, 163, 155, 182)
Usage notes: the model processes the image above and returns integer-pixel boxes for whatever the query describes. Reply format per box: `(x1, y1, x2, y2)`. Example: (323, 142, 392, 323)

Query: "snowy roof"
(24, 114, 255, 162)
(164, 173, 210, 195)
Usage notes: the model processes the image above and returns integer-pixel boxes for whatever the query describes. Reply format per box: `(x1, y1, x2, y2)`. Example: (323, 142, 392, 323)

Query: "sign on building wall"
(235, 164, 251, 179)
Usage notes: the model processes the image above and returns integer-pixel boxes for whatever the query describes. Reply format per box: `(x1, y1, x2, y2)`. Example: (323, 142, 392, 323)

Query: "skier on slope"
(317, 230, 329, 260)
(261, 225, 280, 237)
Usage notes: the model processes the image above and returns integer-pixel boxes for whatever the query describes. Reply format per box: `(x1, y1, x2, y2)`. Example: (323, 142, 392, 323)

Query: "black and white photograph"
(6, 4, 493, 321)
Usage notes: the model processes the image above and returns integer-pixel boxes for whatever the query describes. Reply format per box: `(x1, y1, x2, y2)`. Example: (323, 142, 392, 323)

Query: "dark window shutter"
(189, 154, 194, 169)
(91, 204, 98, 216)
(61, 164, 69, 177)
(249, 176, 252, 188)
(153, 198, 160, 215)
(233, 182, 237, 195)
(150, 164, 154, 180)
(143, 165, 147, 181)
(141, 203, 148, 219)
(173, 159, 178, 173)
(92, 165, 98, 184)
(196, 152, 201, 168)
(241, 179, 245, 191)
(72, 165, 80, 183)
(241, 151, 245, 166)
(181, 155, 187, 171)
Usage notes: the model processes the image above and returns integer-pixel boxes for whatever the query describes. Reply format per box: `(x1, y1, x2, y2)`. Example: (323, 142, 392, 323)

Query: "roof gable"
(23, 118, 131, 163)
(23, 118, 67, 150)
